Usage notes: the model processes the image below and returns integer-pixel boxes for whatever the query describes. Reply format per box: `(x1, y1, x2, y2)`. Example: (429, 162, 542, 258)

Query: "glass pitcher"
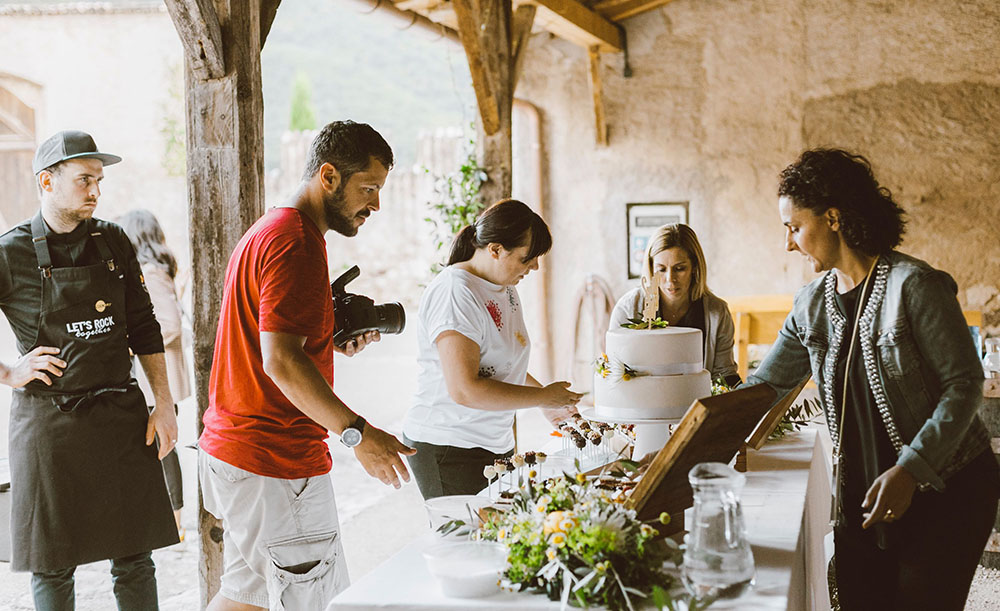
(984, 337, 1000, 379)
(682, 462, 755, 602)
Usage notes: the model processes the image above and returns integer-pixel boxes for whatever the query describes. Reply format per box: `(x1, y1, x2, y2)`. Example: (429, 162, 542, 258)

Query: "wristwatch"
(340, 414, 366, 448)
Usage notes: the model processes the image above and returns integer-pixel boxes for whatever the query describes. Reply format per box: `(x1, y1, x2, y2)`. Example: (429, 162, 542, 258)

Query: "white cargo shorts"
(199, 450, 350, 610)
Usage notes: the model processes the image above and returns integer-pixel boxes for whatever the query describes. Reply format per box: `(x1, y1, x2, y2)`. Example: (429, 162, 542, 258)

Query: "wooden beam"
(260, 0, 281, 49)
(452, 0, 505, 136)
(452, 0, 514, 205)
(164, 0, 226, 80)
(587, 46, 608, 145)
(526, 0, 622, 52)
(511, 3, 537, 91)
(594, 0, 676, 22)
(173, 0, 267, 604)
(394, 0, 446, 11)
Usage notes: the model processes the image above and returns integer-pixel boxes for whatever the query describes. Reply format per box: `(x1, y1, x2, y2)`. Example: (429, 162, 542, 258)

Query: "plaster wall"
(515, 0, 1000, 380)
(0, 8, 189, 269)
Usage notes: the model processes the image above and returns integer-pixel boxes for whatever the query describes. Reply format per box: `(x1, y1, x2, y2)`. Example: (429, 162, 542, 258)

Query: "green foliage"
(288, 71, 317, 132)
(768, 396, 823, 441)
(260, 0, 474, 170)
(423, 136, 487, 272)
(621, 317, 670, 329)
(476, 471, 688, 610)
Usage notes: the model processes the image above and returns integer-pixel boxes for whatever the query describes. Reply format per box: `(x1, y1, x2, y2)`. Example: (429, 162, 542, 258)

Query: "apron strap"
(29, 213, 53, 278)
(88, 222, 117, 272)
(29, 216, 118, 274)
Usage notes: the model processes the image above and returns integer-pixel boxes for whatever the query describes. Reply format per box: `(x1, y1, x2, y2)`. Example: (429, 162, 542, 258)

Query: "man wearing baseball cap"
(0, 130, 179, 609)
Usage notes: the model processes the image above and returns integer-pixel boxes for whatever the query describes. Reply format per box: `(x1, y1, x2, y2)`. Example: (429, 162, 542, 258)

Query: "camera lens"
(374, 302, 406, 335)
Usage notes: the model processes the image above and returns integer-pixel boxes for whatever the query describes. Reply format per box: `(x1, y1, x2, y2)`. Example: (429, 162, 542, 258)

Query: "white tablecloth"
(328, 428, 832, 611)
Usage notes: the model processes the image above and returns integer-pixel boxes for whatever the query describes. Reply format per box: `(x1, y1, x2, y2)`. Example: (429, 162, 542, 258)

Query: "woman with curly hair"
(748, 148, 998, 610)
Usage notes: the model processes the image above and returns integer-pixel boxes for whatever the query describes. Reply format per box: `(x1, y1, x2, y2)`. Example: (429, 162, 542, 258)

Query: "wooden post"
(511, 4, 537, 93)
(587, 46, 608, 146)
(453, 0, 514, 205)
(167, 0, 275, 606)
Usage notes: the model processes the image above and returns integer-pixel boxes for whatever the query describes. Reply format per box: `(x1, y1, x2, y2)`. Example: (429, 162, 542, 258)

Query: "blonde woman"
(609, 223, 740, 386)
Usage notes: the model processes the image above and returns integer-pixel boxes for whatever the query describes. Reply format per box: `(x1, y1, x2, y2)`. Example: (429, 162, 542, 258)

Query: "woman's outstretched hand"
(538, 381, 583, 409)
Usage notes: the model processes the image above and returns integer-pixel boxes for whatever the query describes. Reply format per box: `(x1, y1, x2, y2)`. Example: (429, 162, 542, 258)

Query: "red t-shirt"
(200, 207, 335, 478)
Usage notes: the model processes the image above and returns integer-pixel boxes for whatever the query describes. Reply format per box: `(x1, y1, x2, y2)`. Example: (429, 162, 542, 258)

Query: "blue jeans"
(31, 552, 158, 611)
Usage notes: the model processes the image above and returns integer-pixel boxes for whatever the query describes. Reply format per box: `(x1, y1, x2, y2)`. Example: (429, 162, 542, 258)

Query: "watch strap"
(351, 414, 367, 434)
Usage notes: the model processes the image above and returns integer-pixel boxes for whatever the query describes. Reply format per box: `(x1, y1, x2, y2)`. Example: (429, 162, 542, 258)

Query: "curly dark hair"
(778, 148, 906, 256)
(302, 120, 394, 182)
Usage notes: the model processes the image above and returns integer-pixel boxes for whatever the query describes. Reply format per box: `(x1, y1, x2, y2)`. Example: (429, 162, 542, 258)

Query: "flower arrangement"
(476, 468, 683, 610)
(595, 354, 643, 383)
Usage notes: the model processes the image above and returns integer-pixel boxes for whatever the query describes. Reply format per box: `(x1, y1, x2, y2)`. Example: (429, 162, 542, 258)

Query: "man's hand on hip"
(0, 346, 66, 388)
(146, 402, 179, 460)
(353, 426, 416, 489)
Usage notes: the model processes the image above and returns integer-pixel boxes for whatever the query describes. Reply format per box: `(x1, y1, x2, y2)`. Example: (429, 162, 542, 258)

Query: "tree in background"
(289, 71, 317, 132)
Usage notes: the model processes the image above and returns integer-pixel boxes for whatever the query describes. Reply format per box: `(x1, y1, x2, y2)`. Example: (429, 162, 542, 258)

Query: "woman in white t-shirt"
(403, 199, 582, 499)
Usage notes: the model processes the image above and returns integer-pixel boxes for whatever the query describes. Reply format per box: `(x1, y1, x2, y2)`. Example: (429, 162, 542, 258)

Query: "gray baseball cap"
(32, 130, 122, 174)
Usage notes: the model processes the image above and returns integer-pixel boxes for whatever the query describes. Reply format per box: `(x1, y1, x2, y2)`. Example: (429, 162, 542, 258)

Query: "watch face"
(342, 427, 362, 448)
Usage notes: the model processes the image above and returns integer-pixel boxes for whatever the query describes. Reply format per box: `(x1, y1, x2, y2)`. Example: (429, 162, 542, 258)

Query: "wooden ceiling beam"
(164, 0, 226, 80)
(594, 0, 676, 22)
(524, 0, 622, 52)
(511, 3, 537, 91)
(587, 46, 608, 145)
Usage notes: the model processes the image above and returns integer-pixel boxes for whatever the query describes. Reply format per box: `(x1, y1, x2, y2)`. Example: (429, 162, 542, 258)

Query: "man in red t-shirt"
(199, 121, 415, 611)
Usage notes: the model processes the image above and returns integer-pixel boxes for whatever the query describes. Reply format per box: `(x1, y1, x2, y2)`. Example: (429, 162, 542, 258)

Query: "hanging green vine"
(423, 137, 488, 273)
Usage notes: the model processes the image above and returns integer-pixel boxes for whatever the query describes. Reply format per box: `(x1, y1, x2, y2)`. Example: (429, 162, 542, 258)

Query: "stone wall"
(514, 0, 1000, 379)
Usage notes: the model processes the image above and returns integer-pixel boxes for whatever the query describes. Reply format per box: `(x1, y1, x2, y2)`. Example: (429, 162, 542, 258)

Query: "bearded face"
(323, 181, 356, 237)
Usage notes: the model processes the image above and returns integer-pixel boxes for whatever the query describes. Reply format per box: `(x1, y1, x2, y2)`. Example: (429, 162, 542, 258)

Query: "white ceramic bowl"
(422, 540, 507, 598)
(424, 494, 493, 532)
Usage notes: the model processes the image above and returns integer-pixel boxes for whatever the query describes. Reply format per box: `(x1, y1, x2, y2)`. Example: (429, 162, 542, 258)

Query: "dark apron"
(7, 215, 177, 572)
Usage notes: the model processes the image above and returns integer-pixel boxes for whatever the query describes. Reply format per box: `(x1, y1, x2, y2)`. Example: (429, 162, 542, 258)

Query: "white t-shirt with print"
(403, 266, 530, 453)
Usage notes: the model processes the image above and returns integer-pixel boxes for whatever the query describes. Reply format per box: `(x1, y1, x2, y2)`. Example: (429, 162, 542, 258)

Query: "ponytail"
(447, 224, 478, 265)
(445, 199, 553, 267)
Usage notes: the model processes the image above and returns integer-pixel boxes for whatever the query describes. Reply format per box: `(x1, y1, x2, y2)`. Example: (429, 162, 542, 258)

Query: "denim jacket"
(749, 251, 989, 491)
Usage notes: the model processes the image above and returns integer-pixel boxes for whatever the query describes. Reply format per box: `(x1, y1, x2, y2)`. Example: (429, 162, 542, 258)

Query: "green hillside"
(262, 0, 474, 169)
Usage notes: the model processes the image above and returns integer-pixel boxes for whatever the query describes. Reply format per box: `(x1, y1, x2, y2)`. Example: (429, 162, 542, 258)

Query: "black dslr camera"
(331, 265, 405, 348)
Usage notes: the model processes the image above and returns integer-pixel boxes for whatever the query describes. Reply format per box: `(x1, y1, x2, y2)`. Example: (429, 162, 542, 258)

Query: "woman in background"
(119, 209, 191, 539)
(403, 199, 582, 499)
(609, 223, 741, 387)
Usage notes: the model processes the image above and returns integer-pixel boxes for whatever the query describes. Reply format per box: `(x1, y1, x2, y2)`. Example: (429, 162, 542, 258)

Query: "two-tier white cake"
(593, 326, 711, 421)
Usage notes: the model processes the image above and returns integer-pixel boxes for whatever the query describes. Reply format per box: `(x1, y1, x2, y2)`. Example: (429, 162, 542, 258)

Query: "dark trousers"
(403, 435, 513, 499)
(834, 450, 999, 611)
(31, 552, 158, 611)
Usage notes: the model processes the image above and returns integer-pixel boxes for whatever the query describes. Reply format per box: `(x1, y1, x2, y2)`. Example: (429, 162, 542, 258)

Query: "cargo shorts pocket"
(265, 529, 343, 611)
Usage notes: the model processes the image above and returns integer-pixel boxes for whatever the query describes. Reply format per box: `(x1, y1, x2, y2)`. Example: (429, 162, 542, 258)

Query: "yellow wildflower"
(546, 547, 558, 561)
(550, 532, 567, 547)
(498, 528, 507, 541)
(575, 472, 587, 484)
